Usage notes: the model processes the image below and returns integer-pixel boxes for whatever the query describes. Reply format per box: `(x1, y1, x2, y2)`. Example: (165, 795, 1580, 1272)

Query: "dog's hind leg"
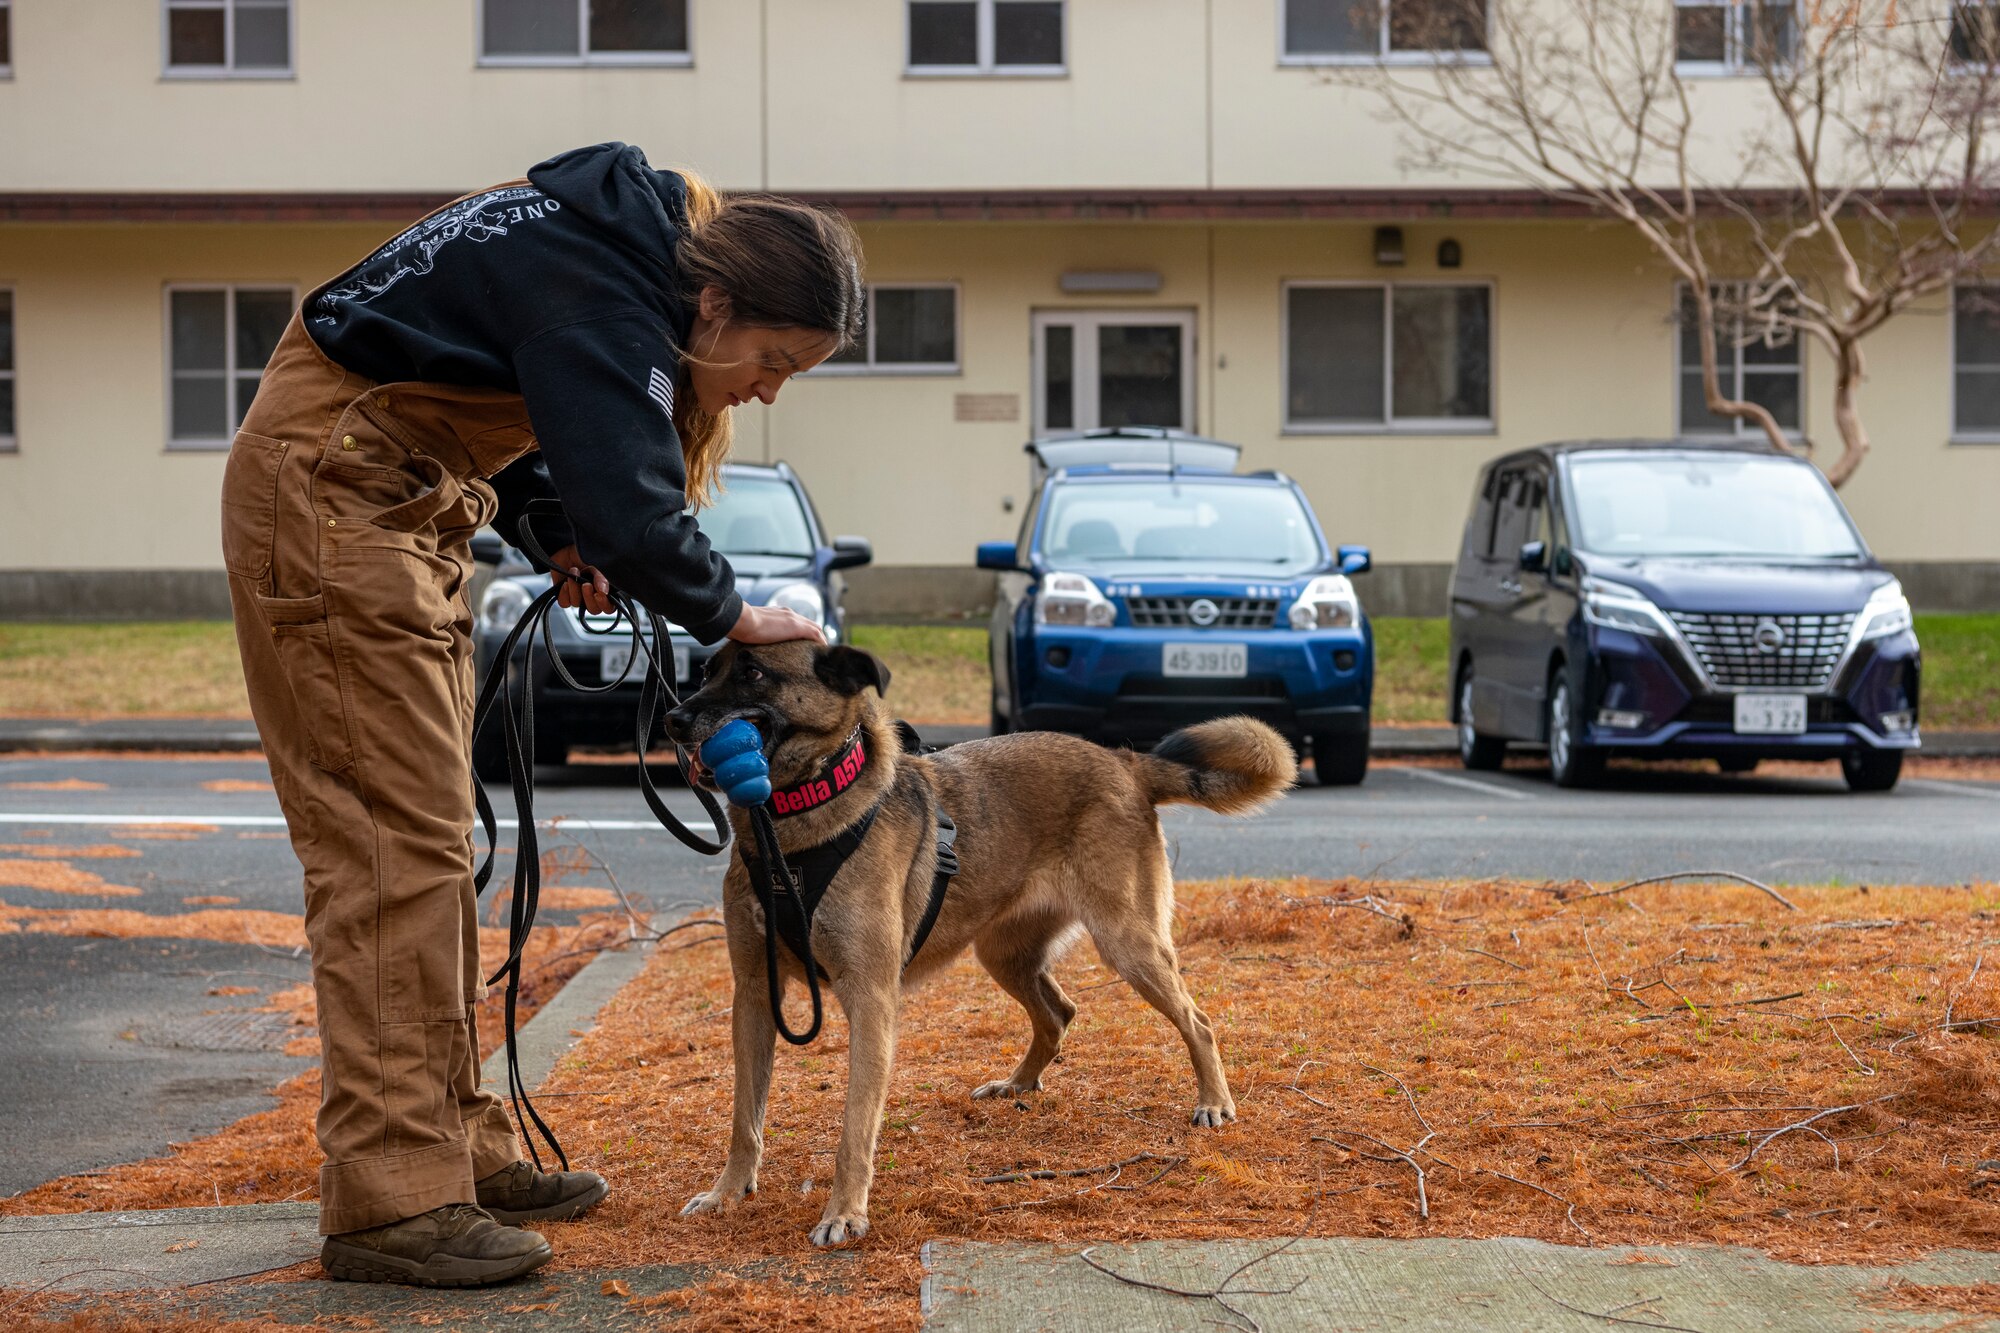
(681, 970, 778, 1218)
(971, 905, 1080, 1100)
(1083, 854, 1236, 1128)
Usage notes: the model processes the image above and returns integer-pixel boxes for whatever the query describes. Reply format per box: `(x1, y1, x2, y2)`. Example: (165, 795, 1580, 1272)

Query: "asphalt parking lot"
(1, 748, 1995, 1199)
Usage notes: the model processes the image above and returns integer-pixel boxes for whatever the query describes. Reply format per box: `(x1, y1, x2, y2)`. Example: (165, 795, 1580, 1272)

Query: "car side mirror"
(1519, 540, 1547, 574)
(976, 541, 1022, 572)
(1337, 544, 1372, 575)
(469, 530, 505, 566)
(828, 536, 873, 571)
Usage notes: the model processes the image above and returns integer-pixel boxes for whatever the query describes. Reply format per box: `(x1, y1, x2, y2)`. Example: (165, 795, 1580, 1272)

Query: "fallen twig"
(1563, 871, 1799, 912)
(973, 1152, 1176, 1185)
(1476, 1167, 1590, 1237)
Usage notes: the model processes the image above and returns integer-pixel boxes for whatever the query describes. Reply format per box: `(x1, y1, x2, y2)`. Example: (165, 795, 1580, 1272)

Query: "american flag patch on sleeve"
(646, 366, 675, 418)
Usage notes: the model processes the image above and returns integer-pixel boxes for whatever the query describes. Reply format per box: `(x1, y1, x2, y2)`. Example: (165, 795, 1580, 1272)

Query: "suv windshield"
(1042, 480, 1323, 573)
(700, 477, 814, 559)
(1567, 454, 1862, 559)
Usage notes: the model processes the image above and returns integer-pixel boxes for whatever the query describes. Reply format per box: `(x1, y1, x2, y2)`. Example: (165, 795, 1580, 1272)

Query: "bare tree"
(1335, 0, 2000, 485)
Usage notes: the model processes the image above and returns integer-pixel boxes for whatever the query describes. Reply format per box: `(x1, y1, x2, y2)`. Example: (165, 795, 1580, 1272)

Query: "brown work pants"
(220, 311, 543, 1235)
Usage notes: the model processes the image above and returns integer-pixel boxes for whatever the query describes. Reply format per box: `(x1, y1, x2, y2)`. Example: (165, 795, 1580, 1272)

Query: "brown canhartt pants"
(220, 311, 544, 1234)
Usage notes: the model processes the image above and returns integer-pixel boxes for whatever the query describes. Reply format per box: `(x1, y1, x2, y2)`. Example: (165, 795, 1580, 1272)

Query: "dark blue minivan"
(1449, 440, 1920, 791)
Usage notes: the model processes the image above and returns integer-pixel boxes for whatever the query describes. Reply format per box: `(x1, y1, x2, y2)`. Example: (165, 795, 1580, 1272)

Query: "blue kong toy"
(700, 719, 771, 807)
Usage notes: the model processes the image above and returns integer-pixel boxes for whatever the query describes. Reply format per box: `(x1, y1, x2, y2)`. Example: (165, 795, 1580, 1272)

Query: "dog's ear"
(814, 645, 892, 697)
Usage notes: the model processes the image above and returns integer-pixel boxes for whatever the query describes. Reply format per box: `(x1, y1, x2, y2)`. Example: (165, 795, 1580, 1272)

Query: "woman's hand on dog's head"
(728, 602, 825, 645)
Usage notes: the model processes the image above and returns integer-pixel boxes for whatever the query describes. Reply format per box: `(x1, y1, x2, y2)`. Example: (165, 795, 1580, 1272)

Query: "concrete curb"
(0, 940, 658, 1295)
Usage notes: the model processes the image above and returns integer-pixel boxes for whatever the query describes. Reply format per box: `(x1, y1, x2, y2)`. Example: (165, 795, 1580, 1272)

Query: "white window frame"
(1672, 282, 1804, 438)
(1281, 279, 1496, 435)
(0, 0, 14, 80)
(1276, 0, 1492, 66)
(1029, 308, 1199, 436)
(160, 0, 295, 79)
(164, 284, 296, 451)
(1951, 281, 2000, 443)
(477, 0, 693, 67)
(810, 283, 963, 376)
(1671, 0, 1796, 77)
(905, 0, 1067, 77)
(0, 285, 14, 453)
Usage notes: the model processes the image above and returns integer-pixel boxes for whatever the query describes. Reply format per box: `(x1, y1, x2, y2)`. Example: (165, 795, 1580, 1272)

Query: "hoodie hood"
(529, 142, 690, 284)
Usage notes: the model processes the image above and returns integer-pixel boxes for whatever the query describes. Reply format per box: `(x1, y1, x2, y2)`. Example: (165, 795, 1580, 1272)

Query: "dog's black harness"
(738, 723, 960, 1034)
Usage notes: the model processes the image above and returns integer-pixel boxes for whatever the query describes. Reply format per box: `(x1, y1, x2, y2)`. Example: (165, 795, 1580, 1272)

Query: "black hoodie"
(306, 143, 741, 643)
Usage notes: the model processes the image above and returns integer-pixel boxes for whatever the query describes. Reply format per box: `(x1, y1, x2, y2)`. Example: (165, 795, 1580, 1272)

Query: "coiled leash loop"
(469, 500, 730, 1170)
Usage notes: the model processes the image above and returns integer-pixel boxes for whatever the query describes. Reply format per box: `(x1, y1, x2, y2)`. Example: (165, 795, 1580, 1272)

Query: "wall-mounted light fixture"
(1059, 270, 1163, 294)
(1437, 238, 1463, 269)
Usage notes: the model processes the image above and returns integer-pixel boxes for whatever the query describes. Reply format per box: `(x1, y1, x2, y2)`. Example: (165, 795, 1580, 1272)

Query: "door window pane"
(909, 1, 979, 65)
(485, 0, 579, 56)
(171, 291, 227, 373)
(1096, 325, 1182, 429)
(1391, 286, 1490, 419)
(1044, 325, 1074, 430)
(1286, 0, 1381, 54)
(1288, 287, 1386, 423)
(873, 288, 957, 365)
(233, 1, 290, 67)
(590, 0, 689, 52)
(994, 1, 1063, 64)
(168, 6, 227, 65)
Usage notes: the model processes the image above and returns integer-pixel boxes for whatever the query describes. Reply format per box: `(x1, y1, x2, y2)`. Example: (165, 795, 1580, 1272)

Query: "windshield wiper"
(725, 549, 815, 559)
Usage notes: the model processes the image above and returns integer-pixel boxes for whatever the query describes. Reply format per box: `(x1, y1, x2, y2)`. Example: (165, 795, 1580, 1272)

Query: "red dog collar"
(768, 729, 869, 818)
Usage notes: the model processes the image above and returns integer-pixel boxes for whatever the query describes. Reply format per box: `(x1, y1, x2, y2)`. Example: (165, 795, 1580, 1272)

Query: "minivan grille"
(1127, 596, 1279, 629)
(1665, 611, 1857, 690)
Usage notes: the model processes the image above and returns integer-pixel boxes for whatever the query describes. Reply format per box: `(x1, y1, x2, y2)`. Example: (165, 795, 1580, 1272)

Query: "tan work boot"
(320, 1203, 551, 1288)
(475, 1159, 611, 1225)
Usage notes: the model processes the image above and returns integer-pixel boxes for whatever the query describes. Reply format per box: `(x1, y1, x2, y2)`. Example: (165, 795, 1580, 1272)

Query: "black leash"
(747, 802, 826, 1046)
(470, 500, 729, 1170)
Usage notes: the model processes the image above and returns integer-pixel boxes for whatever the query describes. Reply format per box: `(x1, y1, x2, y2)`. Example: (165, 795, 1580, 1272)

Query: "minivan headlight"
(1581, 576, 1673, 637)
(1857, 580, 1913, 641)
(1035, 572, 1115, 628)
(1288, 574, 1359, 630)
(478, 580, 534, 635)
(766, 580, 826, 627)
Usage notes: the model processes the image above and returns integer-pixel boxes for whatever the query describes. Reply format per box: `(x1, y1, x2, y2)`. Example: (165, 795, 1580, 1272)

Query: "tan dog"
(664, 642, 1295, 1247)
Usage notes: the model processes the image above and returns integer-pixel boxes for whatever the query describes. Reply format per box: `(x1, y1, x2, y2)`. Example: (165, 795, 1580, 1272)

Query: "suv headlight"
(478, 580, 534, 635)
(1581, 576, 1673, 637)
(1035, 572, 1115, 627)
(1857, 580, 1912, 641)
(1288, 574, 1359, 630)
(766, 580, 826, 626)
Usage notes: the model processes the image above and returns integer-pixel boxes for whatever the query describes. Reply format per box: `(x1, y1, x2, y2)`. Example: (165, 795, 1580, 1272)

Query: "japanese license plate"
(1162, 642, 1248, 678)
(1733, 693, 1806, 734)
(601, 642, 688, 684)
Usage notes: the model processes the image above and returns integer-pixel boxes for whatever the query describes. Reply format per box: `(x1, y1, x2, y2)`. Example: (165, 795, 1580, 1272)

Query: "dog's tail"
(1135, 716, 1296, 815)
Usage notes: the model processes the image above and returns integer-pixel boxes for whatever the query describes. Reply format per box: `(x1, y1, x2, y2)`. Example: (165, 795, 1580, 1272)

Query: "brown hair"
(671, 170, 865, 507)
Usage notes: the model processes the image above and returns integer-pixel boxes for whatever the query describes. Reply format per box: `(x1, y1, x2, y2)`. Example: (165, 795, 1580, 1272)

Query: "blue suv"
(977, 430, 1375, 784)
(1449, 439, 1921, 791)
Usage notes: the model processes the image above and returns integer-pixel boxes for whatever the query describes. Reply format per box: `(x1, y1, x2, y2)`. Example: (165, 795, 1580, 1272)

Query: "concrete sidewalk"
(10, 715, 2000, 758)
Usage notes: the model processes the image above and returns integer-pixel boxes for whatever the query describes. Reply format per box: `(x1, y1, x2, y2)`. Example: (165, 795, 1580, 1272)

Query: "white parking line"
(1905, 779, 2000, 802)
(0, 812, 714, 833)
(1400, 768, 1537, 802)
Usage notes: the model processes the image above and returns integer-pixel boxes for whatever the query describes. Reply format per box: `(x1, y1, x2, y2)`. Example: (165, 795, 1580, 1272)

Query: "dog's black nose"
(664, 704, 696, 745)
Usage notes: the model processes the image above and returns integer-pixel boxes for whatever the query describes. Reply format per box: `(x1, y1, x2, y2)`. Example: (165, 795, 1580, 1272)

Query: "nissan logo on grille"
(1187, 598, 1221, 627)
(1753, 618, 1788, 654)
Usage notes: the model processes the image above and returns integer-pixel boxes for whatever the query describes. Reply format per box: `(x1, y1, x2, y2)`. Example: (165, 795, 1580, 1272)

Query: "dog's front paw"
(810, 1211, 870, 1248)
(680, 1179, 755, 1217)
(972, 1077, 1039, 1100)
(1190, 1102, 1236, 1129)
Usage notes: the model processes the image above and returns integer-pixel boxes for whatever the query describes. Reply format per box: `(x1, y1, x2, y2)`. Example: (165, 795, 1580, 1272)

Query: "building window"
(0, 290, 14, 450)
(819, 285, 960, 374)
(1951, 1, 2000, 64)
(482, 0, 690, 65)
(1674, 0, 1795, 71)
(167, 287, 292, 447)
(1953, 285, 2000, 439)
(907, 1, 1065, 74)
(1284, 282, 1493, 431)
(0, 1, 13, 78)
(1675, 285, 1801, 436)
(1280, 0, 1488, 61)
(163, 0, 293, 76)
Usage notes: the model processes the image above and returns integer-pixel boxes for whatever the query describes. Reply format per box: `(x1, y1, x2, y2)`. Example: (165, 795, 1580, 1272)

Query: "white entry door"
(1032, 309, 1196, 436)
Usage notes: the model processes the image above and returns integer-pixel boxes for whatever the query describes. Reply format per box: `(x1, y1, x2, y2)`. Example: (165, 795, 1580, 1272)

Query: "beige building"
(1, 0, 1996, 617)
